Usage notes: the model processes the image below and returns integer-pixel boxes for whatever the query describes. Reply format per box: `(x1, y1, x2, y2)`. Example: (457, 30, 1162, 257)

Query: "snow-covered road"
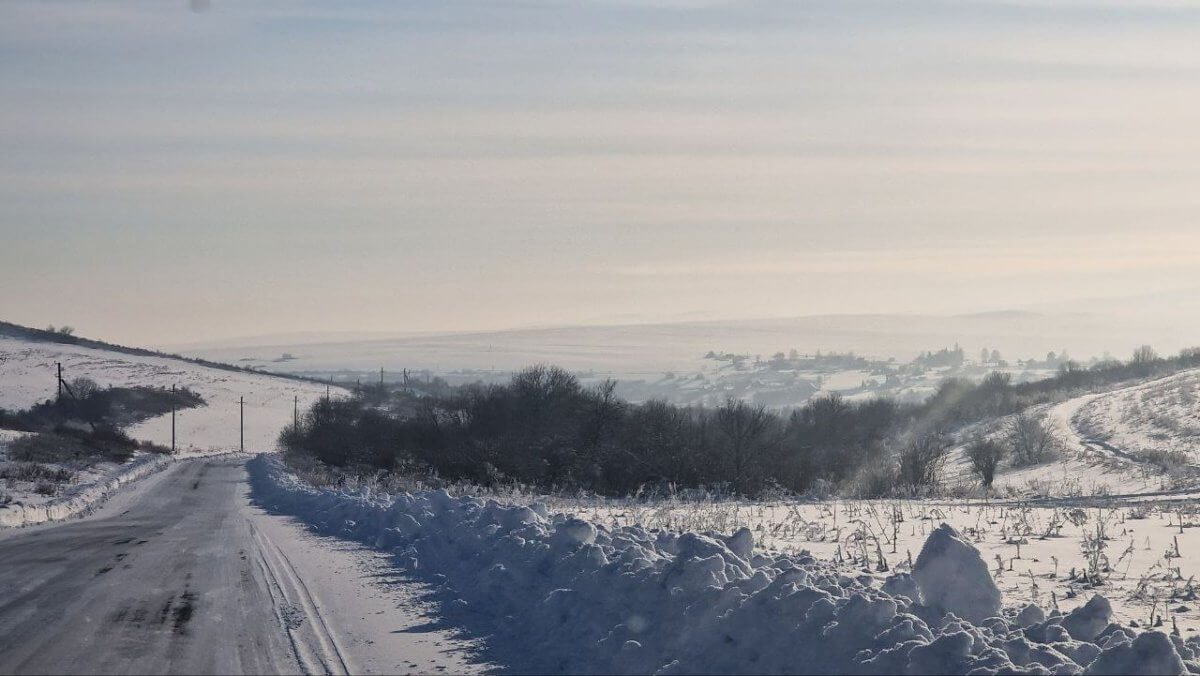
(0, 457, 483, 675)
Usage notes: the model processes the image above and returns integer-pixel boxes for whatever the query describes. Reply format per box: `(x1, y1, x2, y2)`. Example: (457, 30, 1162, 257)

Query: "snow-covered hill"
(1071, 369, 1200, 465)
(0, 335, 339, 453)
(941, 367, 1200, 498)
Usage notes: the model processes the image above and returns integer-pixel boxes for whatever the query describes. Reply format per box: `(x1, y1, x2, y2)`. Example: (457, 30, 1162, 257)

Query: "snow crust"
(249, 455, 1200, 675)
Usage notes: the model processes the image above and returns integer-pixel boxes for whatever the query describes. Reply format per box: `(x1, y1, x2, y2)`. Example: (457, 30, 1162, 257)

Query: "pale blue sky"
(3, 1, 1200, 345)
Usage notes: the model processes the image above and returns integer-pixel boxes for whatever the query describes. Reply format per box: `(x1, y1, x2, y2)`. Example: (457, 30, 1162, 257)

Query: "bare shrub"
(69, 377, 100, 400)
(0, 462, 75, 484)
(1136, 449, 1192, 477)
(896, 432, 950, 490)
(1007, 412, 1060, 467)
(965, 437, 1007, 487)
(8, 428, 136, 465)
(849, 462, 899, 499)
(8, 434, 93, 464)
(33, 481, 57, 496)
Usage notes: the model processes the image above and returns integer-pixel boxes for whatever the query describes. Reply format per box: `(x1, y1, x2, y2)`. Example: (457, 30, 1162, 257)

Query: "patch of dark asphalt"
(172, 590, 196, 634)
(159, 595, 175, 625)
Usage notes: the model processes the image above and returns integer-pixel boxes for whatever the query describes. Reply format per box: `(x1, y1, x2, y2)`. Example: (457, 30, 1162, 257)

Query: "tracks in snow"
(250, 519, 351, 676)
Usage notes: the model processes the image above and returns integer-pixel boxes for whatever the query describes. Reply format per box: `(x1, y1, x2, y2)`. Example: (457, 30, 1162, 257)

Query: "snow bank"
(0, 453, 170, 528)
(249, 456, 1200, 675)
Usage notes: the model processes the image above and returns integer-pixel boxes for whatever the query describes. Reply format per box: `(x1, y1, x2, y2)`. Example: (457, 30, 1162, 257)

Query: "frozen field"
(558, 495, 1200, 631)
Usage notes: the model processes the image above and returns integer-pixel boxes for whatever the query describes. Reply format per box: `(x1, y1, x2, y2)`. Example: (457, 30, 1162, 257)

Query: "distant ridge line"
(0, 320, 331, 387)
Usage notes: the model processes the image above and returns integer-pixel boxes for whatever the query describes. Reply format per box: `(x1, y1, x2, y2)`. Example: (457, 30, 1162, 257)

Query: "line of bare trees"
(280, 344, 1200, 498)
(281, 365, 916, 497)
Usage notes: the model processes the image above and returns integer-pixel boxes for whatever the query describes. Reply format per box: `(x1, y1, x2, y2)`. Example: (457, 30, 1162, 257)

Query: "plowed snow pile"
(250, 456, 1200, 675)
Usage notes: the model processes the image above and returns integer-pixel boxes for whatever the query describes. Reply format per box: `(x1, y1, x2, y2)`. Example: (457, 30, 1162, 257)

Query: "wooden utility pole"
(294, 395, 298, 431)
(57, 362, 63, 401)
(239, 396, 244, 453)
(171, 384, 176, 454)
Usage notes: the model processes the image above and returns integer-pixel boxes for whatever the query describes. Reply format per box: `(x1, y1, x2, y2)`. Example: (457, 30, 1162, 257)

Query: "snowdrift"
(249, 455, 1200, 675)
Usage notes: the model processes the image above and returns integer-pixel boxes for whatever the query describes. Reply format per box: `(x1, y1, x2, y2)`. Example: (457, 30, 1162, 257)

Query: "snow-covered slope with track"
(1071, 369, 1200, 466)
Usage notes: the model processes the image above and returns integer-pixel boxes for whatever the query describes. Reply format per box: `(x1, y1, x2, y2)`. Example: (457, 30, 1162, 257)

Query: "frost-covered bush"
(966, 437, 1007, 487)
(1008, 412, 1061, 467)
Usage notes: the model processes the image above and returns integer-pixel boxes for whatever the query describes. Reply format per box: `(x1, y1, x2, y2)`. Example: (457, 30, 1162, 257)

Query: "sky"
(3, 0, 1200, 346)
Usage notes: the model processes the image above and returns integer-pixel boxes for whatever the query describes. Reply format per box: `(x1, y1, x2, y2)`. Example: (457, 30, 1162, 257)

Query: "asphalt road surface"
(0, 457, 479, 675)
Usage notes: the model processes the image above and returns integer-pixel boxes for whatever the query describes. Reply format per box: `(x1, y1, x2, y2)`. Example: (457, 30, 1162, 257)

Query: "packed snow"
(250, 455, 1200, 674)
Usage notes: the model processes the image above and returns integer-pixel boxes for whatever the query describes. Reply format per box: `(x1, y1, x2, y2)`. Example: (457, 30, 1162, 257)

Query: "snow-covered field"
(561, 496, 1200, 631)
(0, 336, 339, 452)
(250, 455, 1200, 675)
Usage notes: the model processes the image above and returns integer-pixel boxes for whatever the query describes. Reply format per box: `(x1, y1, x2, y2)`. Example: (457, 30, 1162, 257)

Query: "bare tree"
(965, 437, 1007, 487)
(1007, 412, 1058, 466)
(716, 399, 773, 495)
(1131, 345, 1159, 365)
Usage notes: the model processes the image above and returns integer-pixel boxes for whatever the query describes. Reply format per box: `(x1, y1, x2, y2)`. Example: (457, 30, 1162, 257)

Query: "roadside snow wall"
(0, 450, 242, 528)
(248, 455, 1200, 675)
(0, 453, 171, 528)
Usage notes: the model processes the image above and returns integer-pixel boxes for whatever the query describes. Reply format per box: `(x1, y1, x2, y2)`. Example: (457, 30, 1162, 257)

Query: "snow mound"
(249, 456, 1200, 675)
(913, 523, 1002, 624)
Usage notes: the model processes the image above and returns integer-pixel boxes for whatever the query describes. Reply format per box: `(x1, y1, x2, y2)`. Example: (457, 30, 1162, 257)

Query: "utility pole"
(239, 396, 244, 453)
(56, 362, 63, 401)
(171, 384, 176, 454)
(380, 367, 384, 386)
(294, 395, 298, 432)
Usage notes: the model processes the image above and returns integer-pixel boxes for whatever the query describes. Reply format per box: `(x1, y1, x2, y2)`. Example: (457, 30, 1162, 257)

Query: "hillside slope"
(0, 334, 338, 453)
(944, 367, 1200, 497)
